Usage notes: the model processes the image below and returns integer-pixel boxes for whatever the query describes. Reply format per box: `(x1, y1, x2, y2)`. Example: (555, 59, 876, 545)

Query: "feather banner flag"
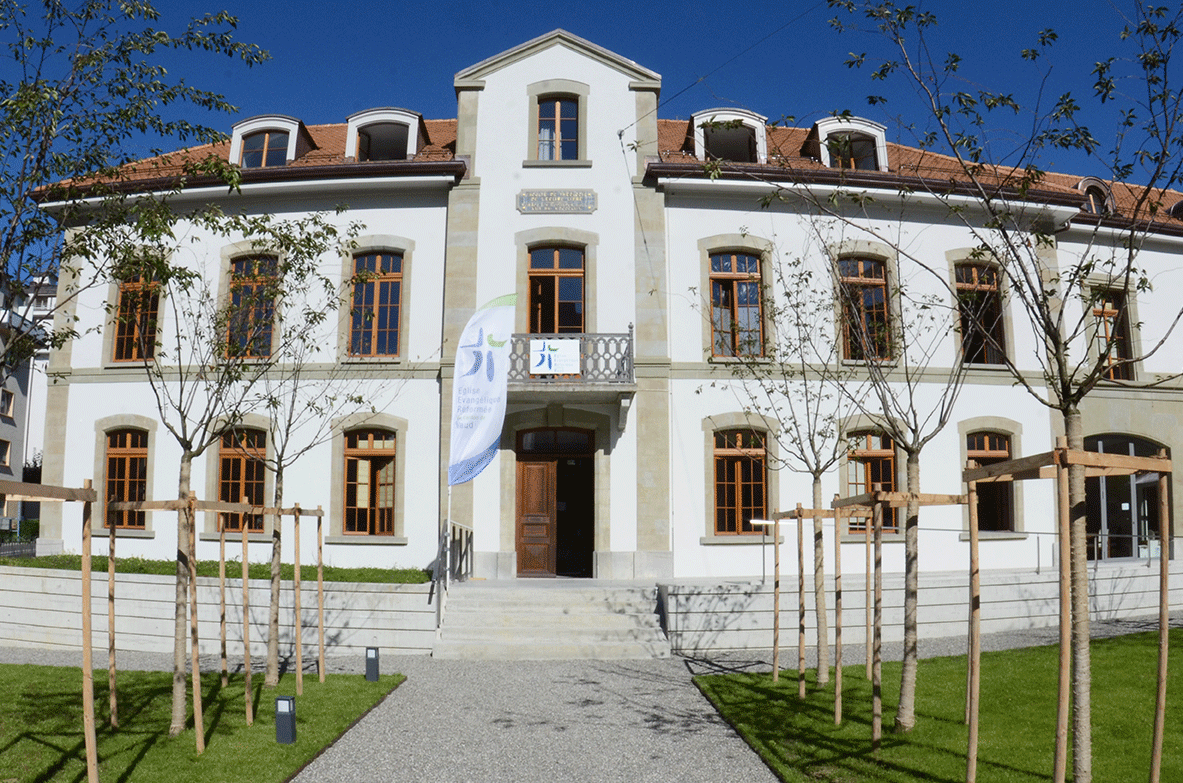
(448, 294, 516, 485)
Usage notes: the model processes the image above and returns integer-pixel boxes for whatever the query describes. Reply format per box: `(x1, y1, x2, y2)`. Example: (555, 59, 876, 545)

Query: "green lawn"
(0, 554, 431, 584)
(696, 628, 1183, 782)
(0, 665, 402, 782)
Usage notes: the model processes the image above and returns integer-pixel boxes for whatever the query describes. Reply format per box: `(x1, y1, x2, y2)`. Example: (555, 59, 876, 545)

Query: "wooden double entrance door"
(515, 428, 594, 578)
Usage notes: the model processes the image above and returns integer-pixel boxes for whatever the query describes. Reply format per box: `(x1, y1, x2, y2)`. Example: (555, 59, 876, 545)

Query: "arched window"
(1085, 435, 1170, 560)
(344, 429, 396, 535)
(967, 432, 1013, 531)
(239, 130, 288, 169)
(218, 428, 266, 532)
(106, 429, 147, 529)
(713, 429, 767, 535)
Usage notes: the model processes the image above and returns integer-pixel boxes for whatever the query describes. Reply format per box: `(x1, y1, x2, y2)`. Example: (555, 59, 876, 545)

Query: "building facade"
(37, 30, 1183, 586)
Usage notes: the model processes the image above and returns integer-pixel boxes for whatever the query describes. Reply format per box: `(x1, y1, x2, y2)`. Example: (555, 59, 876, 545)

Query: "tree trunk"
(169, 451, 194, 736)
(265, 468, 284, 688)
(813, 476, 830, 685)
(894, 450, 921, 732)
(1065, 409, 1092, 782)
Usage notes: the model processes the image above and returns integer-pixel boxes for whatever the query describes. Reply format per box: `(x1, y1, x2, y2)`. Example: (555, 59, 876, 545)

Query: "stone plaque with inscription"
(516, 189, 597, 214)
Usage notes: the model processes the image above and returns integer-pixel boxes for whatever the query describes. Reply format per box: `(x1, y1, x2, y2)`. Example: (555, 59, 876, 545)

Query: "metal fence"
(0, 541, 36, 558)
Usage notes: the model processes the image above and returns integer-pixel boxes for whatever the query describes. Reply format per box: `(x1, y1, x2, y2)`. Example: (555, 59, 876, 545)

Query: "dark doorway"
(515, 428, 595, 578)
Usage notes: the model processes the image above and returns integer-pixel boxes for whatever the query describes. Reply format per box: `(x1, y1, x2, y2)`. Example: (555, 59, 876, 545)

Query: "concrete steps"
(433, 581, 671, 660)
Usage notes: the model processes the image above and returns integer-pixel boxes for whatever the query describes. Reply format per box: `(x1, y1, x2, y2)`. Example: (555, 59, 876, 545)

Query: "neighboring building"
(35, 31, 1183, 589)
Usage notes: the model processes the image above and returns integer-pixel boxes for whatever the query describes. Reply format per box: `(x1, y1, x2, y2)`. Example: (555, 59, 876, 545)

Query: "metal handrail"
(433, 518, 474, 629)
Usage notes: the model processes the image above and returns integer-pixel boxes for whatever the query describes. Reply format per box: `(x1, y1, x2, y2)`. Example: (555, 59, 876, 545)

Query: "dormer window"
(345, 108, 426, 163)
(691, 108, 767, 164)
(240, 130, 288, 169)
(358, 123, 409, 162)
(809, 116, 889, 172)
(1077, 178, 1114, 215)
(230, 115, 313, 170)
(829, 132, 878, 171)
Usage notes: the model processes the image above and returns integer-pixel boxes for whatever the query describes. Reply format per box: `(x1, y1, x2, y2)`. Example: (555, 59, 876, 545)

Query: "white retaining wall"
(0, 565, 436, 657)
(660, 560, 1183, 655)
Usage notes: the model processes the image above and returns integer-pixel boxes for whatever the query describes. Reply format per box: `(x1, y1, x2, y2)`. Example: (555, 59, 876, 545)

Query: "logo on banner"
(448, 294, 516, 486)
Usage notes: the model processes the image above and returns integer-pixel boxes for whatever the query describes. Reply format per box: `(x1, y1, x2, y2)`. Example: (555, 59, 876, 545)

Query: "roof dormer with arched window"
(807, 116, 889, 172)
(345, 108, 428, 162)
(1076, 177, 1115, 216)
(229, 115, 317, 169)
(691, 108, 768, 165)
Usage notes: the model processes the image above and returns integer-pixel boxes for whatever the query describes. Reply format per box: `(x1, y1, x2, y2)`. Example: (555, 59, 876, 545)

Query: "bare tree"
(724, 241, 867, 685)
(105, 208, 356, 735)
(822, 2, 1183, 776)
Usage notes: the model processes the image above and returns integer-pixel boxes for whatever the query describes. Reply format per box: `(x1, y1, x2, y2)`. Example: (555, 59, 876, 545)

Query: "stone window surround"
(91, 414, 158, 538)
(201, 412, 274, 541)
(524, 79, 590, 166)
(327, 411, 409, 545)
(514, 227, 599, 334)
(698, 233, 774, 362)
(700, 411, 780, 545)
(337, 235, 416, 363)
(958, 416, 1027, 539)
(945, 248, 1017, 368)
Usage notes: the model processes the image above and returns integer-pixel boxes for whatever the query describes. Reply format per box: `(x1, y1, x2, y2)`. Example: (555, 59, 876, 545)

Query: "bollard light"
(275, 696, 296, 745)
(365, 646, 379, 682)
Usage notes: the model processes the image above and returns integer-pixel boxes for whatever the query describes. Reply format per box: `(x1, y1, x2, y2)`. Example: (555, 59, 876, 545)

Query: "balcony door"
(515, 428, 594, 577)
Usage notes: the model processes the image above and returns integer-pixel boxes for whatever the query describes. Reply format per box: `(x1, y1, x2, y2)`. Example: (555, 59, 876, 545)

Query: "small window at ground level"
(240, 130, 288, 169)
(714, 429, 766, 535)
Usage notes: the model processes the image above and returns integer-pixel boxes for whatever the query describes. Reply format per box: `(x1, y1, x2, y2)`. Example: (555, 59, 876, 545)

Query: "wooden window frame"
(343, 428, 396, 536)
(713, 429, 767, 535)
(0, 389, 13, 419)
(537, 96, 579, 162)
(218, 429, 266, 533)
(348, 252, 403, 357)
(112, 274, 160, 363)
(240, 130, 288, 169)
(710, 251, 764, 357)
(227, 256, 277, 359)
(838, 258, 892, 361)
(847, 431, 898, 532)
(1093, 289, 1134, 380)
(528, 246, 584, 334)
(105, 429, 147, 529)
(955, 263, 1006, 365)
(828, 132, 878, 171)
(967, 431, 1014, 532)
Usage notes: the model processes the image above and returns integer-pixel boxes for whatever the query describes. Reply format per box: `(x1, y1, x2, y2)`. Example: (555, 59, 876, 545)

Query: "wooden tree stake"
(1149, 465, 1170, 783)
(1054, 439, 1070, 783)
(80, 479, 99, 783)
(772, 516, 781, 683)
(187, 492, 205, 753)
(294, 504, 303, 695)
(317, 506, 326, 683)
(797, 505, 806, 700)
(872, 498, 883, 753)
(242, 496, 253, 725)
(108, 512, 118, 728)
(833, 496, 843, 726)
(966, 474, 980, 783)
(219, 523, 227, 688)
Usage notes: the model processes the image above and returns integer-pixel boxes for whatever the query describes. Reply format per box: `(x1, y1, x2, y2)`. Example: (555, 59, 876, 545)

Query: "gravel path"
(1, 612, 1179, 783)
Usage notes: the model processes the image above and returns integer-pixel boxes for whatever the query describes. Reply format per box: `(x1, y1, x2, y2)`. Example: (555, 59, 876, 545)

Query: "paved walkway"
(290, 656, 779, 783)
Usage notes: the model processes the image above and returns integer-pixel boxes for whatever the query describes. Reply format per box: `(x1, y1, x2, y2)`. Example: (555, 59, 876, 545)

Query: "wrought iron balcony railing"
(507, 329, 634, 384)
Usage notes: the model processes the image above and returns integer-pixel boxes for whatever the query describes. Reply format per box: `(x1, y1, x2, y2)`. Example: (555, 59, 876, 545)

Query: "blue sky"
(156, 0, 1159, 179)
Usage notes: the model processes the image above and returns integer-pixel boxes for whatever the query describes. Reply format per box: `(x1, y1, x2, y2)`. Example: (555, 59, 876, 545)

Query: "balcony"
(506, 330, 635, 405)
